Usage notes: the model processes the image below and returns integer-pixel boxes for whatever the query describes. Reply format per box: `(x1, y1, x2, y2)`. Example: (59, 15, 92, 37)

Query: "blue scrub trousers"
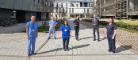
(28, 37, 36, 55)
(48, 28, 56, 39)
(62, 37, 70, 50)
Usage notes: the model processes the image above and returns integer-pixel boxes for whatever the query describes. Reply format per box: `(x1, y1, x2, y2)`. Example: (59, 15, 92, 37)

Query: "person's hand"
(112, 36, 115, 39)
(26, 35, 29, 40)
(36, 35, 38, 38)
(103, 36, 107, 40)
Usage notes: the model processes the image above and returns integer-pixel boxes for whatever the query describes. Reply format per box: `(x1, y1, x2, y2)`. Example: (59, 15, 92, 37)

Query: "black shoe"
(64, 48, 67, 51)
(28, 54, 31, 56)
(67, 48, 70, 51)
(98, 40, 100, 42)
(93, 39, 96, 41)
(108, 50, 112, 52)
(47, 37, 50, 40)
(112, 51, 116, 53)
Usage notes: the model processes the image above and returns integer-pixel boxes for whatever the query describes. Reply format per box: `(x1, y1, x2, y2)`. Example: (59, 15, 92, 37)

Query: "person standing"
(60, 20, 71, 51)
(48, 17, 57, 40)
(26, 16, 38, 56)
(92, 14, 100, 41)
(73, 16, 80, 40)
(105, 17, 117, 53)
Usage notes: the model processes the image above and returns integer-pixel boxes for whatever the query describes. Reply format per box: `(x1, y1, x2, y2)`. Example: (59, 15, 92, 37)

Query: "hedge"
(99, 21, 138, 33)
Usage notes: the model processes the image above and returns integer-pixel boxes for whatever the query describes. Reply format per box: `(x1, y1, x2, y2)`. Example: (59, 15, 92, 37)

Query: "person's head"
(50, 17, 54, 20)
(76, 15, 80, 19)
(93, 14, 96, 18)
(31, 16, 36, 23)
(64, 20, 69, 26)
(108, 17, 114, 24)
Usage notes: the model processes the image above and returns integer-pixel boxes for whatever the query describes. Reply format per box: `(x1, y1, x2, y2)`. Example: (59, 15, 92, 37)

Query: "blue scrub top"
(106, 24, 117, 36)
(49, 20, 57, 28)
(26, 21, 38, 38)
(60, 25, 71, 38)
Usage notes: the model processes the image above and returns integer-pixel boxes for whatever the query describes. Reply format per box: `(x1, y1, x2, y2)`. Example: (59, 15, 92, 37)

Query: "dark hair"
(109, 17, 115, 24)
(64, 20, 69, 26)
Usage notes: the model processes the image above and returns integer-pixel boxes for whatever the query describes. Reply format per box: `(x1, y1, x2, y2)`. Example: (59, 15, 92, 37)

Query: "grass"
(115, 19, 138, 25)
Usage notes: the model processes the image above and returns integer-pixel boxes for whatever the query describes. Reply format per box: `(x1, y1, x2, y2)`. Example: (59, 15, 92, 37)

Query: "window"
(80, 2, 83, 7)
(87, 9, 89, 13)
(72, 8, 74, 13)
(84, 2, 88, 7)
(71, 3, 74, 7)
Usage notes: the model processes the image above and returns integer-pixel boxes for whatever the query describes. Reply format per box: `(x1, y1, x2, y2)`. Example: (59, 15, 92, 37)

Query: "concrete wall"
(0, 0, 54, 12)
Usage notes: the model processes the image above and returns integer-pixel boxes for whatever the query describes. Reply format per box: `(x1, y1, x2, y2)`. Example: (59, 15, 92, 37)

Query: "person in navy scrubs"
(105, 17, 117, 53)
(26, 16, 38, 56)
(73, 16, 80, 40)
(60, 20, 71, 51)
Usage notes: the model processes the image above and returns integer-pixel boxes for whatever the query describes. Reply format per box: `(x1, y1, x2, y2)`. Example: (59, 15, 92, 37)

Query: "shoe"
(112, 51, 116, 53)
(76, 39, 79, 41)
(98, 40, 100, 42)
(28, 54, 31, 56)
(67, 49, 70, 51)
(47, 37, 50, 40)
(108, 49, 112, 52)
(64, 49, 67, 51)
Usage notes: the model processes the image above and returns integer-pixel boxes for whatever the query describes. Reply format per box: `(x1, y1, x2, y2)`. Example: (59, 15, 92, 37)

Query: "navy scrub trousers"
(62, 37, 70, 50)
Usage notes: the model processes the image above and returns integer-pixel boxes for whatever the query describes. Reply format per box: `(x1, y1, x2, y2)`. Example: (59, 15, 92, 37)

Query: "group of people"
(26, 15, 117, 56)
(92, 15, 117, 53)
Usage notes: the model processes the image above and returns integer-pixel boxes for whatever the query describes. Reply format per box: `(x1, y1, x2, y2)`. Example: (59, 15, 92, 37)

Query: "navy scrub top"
(105, 24, 117, 37)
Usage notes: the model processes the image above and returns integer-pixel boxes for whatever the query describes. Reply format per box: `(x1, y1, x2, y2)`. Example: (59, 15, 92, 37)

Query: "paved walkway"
(0, 21, 42, 33)
(0, 20, 138, 60)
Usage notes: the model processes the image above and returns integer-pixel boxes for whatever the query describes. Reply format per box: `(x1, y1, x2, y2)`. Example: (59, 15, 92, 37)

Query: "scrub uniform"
(92, 17, 100, 41)
(48, 20, 57, 40)
(73, 19, 80, 40)
(60, 25, 71, 51)
(26, 21, 38, 55)
(106, 24, 117, 52)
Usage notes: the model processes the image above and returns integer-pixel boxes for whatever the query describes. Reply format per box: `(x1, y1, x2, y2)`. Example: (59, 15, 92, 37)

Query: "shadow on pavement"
(79, 36, 93, 40)
(116, 45, 132, 53)
(36, 44, 90, 55)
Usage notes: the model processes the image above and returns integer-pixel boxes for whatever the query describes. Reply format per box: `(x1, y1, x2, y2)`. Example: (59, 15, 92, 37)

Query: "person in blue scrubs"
(105, 17, 117, 53)
(60, 20, 71, 51)
(26, 16, 38, 56)
(48, 17, 57, 40)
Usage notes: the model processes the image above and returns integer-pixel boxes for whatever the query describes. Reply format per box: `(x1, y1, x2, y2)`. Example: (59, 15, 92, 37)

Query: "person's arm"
(104, 26, 107, 39)
(59, 26, 62, 38)
(26, 25, 29, 39)
(112, 30, 117, 39)
(98, 18, 100, 25)
(112, 25, 117, 39)
(73, 20, 76, 23)
(36, 24, 38, 38)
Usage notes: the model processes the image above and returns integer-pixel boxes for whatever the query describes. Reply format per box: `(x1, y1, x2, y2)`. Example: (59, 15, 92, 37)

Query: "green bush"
(99, 21, 108, 26)
(99, 20, 138, 33)
(23, 21, 63, 33)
